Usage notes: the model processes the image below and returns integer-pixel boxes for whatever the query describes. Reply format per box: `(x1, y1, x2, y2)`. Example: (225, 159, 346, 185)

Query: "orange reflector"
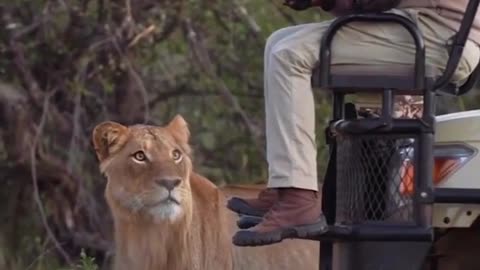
(400, 158, 463, 195)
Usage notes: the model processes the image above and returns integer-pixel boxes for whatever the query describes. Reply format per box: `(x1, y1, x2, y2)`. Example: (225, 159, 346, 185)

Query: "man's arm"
(283, 0, 315, 11)
(322, 0, 402, 16)
(284, 0, 401, 15)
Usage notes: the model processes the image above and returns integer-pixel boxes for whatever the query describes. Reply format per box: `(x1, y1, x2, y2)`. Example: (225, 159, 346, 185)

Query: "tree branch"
(107, 24, 150, 123)
(30, 89, 73, 265)
(183, 19, 265, 158)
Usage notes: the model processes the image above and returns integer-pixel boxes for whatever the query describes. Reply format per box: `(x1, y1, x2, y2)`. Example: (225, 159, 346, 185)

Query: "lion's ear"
(92, 121, 129, 162)
(166, 114, 190, 144)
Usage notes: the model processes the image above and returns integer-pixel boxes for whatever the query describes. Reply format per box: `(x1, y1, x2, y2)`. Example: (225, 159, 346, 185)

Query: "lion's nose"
(155, 177, 181, 191)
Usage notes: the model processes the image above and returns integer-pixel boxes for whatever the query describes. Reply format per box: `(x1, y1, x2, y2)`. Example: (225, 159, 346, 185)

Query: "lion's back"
(220, 183, 320, 270)
(190, 177, 319, 270)
(231, 232, 320, 270)
(220, 184, 267, 200)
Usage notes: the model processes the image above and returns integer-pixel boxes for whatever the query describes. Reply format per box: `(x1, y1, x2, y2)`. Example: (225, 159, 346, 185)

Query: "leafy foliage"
(64, 250, 99, 270)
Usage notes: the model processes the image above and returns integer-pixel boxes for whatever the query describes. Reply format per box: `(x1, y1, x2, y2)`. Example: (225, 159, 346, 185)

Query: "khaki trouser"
(265, 8, 480, 191)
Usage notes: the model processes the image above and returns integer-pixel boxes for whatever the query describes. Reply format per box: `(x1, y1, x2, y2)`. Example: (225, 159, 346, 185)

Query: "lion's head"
(92, 115, 193, 224)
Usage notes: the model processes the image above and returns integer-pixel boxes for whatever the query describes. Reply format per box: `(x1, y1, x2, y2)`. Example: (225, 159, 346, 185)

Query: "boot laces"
(261, 196, 285, 226)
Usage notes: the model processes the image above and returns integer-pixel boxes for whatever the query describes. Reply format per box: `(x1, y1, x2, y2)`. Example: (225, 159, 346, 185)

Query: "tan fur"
(92, 115, 319, 270)
(220, 184, 266, 198)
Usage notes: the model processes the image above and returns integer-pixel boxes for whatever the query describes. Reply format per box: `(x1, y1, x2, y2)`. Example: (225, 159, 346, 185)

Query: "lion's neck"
(113, 218, 196, 270)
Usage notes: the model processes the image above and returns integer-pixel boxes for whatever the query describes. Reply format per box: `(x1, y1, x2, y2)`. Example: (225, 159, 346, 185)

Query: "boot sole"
(237, 215, 263, 229)
(227, 197, 268, 217)
(232, 218, 328, 247)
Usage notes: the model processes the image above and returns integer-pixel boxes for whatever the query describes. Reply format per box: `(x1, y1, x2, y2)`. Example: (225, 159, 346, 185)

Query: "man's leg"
(227, 23, 322, 217)
(233, 9, 480, 246)
(233, 21, 334, 246)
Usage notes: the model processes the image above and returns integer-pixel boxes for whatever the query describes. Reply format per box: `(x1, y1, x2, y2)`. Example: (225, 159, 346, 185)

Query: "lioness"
(92, 115, 319, 270)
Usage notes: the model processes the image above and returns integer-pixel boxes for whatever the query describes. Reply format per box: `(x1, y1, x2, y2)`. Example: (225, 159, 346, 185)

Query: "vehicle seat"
(311, 63, 463, 96)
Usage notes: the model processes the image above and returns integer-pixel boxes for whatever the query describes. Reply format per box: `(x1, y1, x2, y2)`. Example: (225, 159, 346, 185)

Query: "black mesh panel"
(335, 134, 416, 225)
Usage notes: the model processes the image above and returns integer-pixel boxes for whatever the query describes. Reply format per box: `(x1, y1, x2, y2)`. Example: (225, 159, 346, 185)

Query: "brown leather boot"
(232, 188, 328, 246)
(227, 188, 279, 217)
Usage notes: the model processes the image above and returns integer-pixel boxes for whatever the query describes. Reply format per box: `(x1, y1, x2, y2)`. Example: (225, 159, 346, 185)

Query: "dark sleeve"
(322, 0, 401, 16)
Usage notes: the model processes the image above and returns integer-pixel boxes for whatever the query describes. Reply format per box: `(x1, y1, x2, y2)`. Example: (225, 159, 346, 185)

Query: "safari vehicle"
(238, 0, 480, 269)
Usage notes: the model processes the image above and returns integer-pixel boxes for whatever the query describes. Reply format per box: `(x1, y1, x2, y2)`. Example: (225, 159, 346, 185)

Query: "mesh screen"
(335, 134, 417, 225)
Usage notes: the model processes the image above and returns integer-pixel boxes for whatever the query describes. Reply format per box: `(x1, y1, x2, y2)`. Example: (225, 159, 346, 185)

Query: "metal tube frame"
(320, 13, 426, 91)
(434, 188, 480, 204)
(433, 0, 480, 91)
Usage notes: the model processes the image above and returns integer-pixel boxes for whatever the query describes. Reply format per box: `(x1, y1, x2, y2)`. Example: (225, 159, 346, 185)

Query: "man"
(228, 0, 480, 246)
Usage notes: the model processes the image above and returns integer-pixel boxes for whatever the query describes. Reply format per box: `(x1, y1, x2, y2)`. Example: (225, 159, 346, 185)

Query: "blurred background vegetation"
(1, 0, 480, 269)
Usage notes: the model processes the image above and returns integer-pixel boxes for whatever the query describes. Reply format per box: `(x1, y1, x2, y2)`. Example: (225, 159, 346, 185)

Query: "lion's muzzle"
(154, 177, 181, 191)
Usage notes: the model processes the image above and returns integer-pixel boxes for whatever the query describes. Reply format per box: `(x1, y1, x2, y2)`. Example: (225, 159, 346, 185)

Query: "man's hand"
(283, 0, 323, 11)
(283, 0, 312, 11)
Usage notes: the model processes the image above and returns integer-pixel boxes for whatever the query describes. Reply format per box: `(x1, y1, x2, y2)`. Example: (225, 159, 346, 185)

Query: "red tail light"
(399, 144, 475, 195)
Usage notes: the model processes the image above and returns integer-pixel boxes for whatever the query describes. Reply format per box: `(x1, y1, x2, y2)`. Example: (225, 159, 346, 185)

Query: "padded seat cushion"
(312, 64, 442, 93)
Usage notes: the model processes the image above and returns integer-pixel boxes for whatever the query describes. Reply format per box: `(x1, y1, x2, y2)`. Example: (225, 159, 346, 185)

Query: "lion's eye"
(172, 149, 183, 163)
(132, 151, 147, 162)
